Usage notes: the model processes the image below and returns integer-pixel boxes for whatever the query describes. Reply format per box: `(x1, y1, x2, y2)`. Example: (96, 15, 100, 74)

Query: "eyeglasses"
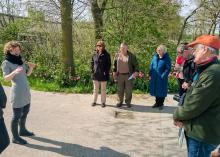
(96, 45, 102, 47)
(179, 45, 189, 54)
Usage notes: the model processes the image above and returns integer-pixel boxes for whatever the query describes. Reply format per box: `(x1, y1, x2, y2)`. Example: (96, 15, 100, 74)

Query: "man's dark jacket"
(174, 59, 220, 145)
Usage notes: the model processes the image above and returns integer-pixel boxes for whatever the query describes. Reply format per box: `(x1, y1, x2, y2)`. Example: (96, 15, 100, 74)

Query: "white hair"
(157, 45, 167, 53)
(196, 44, 219, 55)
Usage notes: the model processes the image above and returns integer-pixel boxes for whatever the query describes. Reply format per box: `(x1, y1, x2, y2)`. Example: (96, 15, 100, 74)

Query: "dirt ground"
(1, 86, 186, 157)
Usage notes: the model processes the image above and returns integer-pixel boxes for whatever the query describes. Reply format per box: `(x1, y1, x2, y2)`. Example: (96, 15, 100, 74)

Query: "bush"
(0, 16, 180, 94)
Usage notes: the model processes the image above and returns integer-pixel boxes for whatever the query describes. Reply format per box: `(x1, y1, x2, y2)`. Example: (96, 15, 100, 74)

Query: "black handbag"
(0, 84, 7, 109)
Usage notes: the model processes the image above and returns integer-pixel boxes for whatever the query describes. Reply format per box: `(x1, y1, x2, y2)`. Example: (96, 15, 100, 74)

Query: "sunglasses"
(179, 45, 189, 54)
(96, 45, 102, 47)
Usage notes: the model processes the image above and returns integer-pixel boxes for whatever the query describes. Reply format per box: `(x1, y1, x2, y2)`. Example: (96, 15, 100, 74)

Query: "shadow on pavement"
(106, 104, 177, 114)
(26, 136, 130, 157)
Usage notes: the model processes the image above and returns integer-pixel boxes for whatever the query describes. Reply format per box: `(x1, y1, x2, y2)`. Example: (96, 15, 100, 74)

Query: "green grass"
(1, 76, 93, 93)
(1, 76, 178, 94)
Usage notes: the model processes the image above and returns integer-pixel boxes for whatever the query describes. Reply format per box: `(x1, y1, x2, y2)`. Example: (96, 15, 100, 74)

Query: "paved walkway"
(2, 86, 187, 157)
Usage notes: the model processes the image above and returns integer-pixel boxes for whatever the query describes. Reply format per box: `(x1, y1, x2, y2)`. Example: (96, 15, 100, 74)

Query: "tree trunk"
(219, 24, 220, 37)
(208, 22, 214, 35)
(208, 10, 220, 35)
(177, 3, 205, 45)
(91, 0, 108, 39)
(60, 0, 75, 77)
(212, 23, 217, 35)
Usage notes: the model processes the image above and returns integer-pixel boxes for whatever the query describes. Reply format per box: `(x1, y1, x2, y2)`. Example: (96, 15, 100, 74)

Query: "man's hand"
(174, 120, 183, 128)
(132, 72, 138, 79)
(182, 82, 190, 89)
(210, 145, 220, 157)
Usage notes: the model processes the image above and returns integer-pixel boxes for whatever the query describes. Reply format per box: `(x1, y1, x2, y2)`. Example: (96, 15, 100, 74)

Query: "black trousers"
(12, 104, 30, 123)
(177, 78, 186, 96)
(0, 118, 10, 154)
(156, 97, 165, 106)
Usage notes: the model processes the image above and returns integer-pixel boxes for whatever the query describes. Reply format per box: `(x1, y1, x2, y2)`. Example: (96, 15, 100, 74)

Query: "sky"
(180, 0, 197, 17)
(1, 0, 197, 19)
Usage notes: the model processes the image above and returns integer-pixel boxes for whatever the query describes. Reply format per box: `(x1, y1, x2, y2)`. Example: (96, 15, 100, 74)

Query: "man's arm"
(174, 73, 219, 121)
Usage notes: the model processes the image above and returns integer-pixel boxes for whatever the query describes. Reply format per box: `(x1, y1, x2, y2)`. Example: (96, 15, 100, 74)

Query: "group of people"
(91, 36, 220, 157)
(91, 41, 140, 108)
(173, 35, 220, 157)
(91, 41, 172, 110)
(1, 35, 220, 157)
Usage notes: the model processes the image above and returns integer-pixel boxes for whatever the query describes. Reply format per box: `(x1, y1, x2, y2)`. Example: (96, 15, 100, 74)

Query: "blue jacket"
(149, 53, 171, 97)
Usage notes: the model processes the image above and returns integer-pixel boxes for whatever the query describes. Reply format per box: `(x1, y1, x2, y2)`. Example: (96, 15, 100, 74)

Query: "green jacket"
(113, 51, 139, 74)
(173, 62, 220, 145)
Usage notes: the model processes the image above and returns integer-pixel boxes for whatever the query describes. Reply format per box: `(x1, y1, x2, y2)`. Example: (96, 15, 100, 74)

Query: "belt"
(119, 73, 129, 75)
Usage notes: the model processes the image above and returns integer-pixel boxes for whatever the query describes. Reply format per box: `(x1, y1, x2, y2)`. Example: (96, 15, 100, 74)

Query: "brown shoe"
(116, 102, 123, 107)
(101, 103, 106, 108)
(126, 103, 131, 108)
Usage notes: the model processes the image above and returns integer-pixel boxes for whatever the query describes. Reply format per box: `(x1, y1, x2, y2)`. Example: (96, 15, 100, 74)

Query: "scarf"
(5, 53, 23, 65)
(193, 56, 218, 81)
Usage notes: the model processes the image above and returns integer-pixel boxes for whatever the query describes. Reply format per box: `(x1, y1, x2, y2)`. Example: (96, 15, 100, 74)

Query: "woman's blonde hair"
(3, 41, 22, 54)
(96, 40, 105, 48)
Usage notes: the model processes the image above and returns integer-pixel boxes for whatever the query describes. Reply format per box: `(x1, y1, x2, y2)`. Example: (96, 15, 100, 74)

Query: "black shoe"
(116, 103, 122, 107)
(152, 103, 159, 108)
(12, 137, 27, 145)
(126, 103, 131, 108)
(11, 120, 27, 145)
(91, 102, 96, 106)
(20, 130, 35, 137)
(101, 103, 106, 108)
(159, 104, 164, 110)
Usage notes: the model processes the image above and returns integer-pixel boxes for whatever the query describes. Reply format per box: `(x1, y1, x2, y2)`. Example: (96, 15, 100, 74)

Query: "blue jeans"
(186, 136, 217, 157)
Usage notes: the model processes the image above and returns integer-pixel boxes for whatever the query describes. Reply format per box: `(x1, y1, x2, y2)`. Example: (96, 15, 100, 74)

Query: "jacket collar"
(196, 56, 218, 74)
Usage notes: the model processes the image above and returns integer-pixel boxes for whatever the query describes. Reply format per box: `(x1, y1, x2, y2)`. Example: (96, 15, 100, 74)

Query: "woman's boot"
(19, 117, 34, 136)
(11, 120, 27, 145)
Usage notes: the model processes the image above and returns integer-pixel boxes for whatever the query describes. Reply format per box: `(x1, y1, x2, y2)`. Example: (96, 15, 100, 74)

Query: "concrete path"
(1, 86, 187, 157)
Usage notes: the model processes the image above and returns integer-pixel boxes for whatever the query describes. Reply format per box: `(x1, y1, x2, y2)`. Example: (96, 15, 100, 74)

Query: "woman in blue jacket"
(149, 45, 171, 110)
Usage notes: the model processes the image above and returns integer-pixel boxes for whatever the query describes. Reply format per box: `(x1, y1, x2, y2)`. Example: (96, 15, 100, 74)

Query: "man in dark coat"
(173, 35, 220, 157)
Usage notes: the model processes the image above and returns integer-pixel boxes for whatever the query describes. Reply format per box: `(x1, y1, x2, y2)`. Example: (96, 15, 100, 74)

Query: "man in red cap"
(173, 35, 220, 157)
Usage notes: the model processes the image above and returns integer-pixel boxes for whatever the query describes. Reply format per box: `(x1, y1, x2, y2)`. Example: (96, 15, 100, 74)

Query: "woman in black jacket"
(91, 41, 111, 107)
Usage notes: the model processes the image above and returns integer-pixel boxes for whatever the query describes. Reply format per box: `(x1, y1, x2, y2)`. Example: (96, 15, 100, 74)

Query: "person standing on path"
(173, 35, 220, 157)
(113, 43, 139, 108)
(1, 41, 36, 145)
(149, 45, 171, 110)
(91, 40, 111, 108)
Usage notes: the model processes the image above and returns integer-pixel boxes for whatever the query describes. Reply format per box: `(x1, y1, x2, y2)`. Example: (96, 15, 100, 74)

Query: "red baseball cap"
(188, 35, 220, 49)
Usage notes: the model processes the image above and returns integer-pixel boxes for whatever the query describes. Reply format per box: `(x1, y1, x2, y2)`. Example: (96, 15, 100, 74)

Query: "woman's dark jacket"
(91, 50, 111, 81)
